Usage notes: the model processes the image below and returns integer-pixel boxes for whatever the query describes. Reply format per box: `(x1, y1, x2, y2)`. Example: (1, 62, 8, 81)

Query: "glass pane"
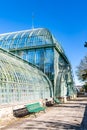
(28, 50, 35, 64)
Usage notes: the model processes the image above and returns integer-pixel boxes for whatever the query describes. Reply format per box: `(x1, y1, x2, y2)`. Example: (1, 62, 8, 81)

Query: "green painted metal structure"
(0, 28, 77, 102)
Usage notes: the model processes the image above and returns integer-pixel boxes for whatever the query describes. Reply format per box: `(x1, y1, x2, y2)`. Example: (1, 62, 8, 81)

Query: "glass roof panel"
(0, 28, 65, 56)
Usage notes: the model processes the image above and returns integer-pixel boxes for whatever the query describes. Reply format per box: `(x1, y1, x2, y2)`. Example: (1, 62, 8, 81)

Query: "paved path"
(1, 97, 87, 130)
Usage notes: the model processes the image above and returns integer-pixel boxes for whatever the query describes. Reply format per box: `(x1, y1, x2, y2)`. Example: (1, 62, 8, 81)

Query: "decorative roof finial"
(32, 12, 34, 29)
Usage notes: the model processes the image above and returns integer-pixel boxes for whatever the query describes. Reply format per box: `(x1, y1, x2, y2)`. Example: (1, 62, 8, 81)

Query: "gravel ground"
(0, 96, 87, 130)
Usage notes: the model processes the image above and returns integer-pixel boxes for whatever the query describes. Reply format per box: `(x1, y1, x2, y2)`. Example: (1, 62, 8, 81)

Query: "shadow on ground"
(80, 105, 87, 130)
(23, 120, 80, 130)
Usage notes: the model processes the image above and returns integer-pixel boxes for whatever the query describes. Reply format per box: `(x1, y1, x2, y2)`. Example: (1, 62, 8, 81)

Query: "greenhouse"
(0, 48, 53, 104)
(0, 28, 77, 102)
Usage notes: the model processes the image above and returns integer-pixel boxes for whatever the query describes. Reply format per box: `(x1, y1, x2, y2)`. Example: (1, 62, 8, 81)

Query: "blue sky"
(0, 0, 87, 85)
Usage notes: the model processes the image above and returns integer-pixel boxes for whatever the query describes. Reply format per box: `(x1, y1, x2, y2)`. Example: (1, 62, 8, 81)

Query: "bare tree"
(76, 56, 87, 81)
(76, 55, 87, 92)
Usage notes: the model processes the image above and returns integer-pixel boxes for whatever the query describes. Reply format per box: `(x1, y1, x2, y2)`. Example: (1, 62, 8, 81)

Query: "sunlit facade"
(0, 48, 53, 104)
(0, 28, 76, 101)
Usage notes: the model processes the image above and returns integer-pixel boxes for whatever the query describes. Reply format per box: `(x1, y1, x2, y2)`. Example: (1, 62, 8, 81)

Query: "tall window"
(44, 48, 54, 79)
(35, 49, 44, 72)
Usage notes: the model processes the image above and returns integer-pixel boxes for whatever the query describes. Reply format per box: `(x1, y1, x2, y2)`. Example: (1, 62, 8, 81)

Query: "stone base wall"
(58, 97, 67, 103)
(57, 94, 77, 103)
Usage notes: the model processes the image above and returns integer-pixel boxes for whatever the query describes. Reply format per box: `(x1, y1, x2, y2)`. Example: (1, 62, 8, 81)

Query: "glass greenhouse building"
(0, 28, 76, 103)
(0, 48, 53, 104)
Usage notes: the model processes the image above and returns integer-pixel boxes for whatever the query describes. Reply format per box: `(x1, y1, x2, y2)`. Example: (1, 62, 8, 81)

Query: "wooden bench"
(25, 102, 46, 117)
(13, 107, 29, 117)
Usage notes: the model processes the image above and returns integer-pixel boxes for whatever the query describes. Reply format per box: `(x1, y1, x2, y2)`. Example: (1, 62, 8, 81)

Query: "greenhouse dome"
(0, 47, 53, 104)
(0, 28, 61, 50)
